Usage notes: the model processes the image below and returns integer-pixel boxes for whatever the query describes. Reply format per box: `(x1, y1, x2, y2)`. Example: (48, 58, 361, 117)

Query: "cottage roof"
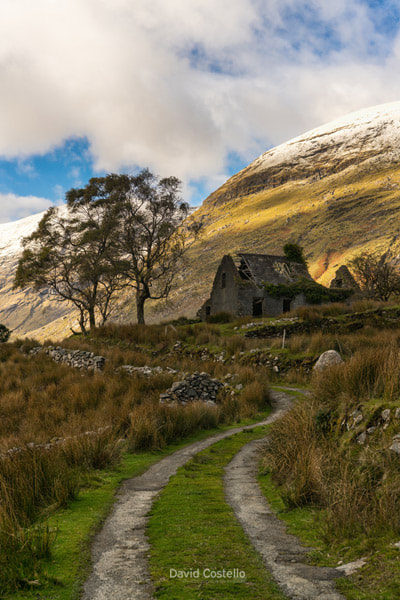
(236, 253, 312, 285)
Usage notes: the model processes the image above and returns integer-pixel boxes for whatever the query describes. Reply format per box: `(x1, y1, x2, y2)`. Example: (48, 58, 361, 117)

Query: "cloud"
(0, 0, 399, 197)
(0, 193, 55, 223)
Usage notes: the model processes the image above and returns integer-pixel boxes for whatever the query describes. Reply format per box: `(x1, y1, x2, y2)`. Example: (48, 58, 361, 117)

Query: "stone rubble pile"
(160, 371, 224, 405)
(30, 345, 105, 372)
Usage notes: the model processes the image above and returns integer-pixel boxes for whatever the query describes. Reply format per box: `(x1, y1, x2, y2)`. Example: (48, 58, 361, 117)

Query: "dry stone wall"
(1, 426, 112, 459)
(30, 346, 106, 371)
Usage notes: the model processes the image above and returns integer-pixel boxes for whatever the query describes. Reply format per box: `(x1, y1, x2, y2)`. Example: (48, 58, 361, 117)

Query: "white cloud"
(0, 193, 55, 223)
(0, 0, 399, 199)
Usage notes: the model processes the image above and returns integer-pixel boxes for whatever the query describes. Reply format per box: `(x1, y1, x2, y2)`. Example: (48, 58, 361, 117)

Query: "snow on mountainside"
(205, 101, 400, 206)
(254, 101, 400, 171)
(0, 207, 76, 340)
(0, 211, 45, 256)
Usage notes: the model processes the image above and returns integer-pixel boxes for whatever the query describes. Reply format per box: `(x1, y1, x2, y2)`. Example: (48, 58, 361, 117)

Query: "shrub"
(263, 278, 352, 305)
(0, 324, 10, 343)
(207, 311, 234, 323)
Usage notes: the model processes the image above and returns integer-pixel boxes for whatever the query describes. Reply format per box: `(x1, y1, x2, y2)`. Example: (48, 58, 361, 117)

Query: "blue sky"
(0, 0, 400, 221)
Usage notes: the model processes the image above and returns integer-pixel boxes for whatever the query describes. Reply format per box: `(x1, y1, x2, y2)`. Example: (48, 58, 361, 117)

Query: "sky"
(0, 0, 400, 222)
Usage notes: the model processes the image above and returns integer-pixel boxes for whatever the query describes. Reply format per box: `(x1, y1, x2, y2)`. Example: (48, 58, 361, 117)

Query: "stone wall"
(117, 365, 179, 377)
(207, 254, 242, 317)
(1, 426, 112, 459)
(30, 345, 105, 371)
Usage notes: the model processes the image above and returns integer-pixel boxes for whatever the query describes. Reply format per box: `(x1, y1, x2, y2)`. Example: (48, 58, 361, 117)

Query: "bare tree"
(348, 250, 400, 301)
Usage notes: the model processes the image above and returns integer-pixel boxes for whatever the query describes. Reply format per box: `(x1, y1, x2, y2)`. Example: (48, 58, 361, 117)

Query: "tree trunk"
(136, 293, 146, 325)
(88, 306, 96, 330)
(78, 309, 87, 335)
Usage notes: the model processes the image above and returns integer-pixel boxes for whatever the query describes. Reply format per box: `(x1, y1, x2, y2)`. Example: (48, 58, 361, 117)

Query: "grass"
(7, 309, 400, 597)
(258, 331, 400, 599)
(8, 409, 274, 600)
(0, 319, 276, 596)
(258, 471, 400, 600)
(148, 427, 288, 600)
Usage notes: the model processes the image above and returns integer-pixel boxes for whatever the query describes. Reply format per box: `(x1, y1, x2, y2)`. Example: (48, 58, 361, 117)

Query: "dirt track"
(82, 390, 345, 599)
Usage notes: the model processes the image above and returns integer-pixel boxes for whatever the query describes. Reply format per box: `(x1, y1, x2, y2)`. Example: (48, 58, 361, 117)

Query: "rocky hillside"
(3, 102, 400, 338)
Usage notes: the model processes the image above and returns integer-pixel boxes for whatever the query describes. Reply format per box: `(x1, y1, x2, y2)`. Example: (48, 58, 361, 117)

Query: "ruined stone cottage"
(199, 253, 314, 319)
(329, 265, 360, 292)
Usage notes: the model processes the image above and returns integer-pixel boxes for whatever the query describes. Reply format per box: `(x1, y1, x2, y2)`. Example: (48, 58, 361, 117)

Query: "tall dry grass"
(2, 320, 272, 592)
(263, 333, 400, 541)
(0, 428, 119, 593)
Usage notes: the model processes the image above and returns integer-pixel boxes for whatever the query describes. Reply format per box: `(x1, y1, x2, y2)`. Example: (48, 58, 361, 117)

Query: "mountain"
(0, 211, 77, 340)
(2, 101, 400, 338)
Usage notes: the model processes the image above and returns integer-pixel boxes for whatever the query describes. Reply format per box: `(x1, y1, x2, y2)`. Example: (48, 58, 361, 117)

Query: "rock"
(357, 431, 367, 445)
(313, 350, 343, 372)
(395, 408, 400, 419)
(336, 557, 367, 575)
(382, 408, 391, 422)
(353, 413, 363, 427)
(390, 434, 400, 454)
(367, 426, 376, 434)
(117, 365, 178, 377)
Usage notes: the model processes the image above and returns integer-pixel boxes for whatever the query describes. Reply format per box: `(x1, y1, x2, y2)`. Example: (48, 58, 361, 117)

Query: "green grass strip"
(148, 427, 288, 600)
(9, 409, 273, 600)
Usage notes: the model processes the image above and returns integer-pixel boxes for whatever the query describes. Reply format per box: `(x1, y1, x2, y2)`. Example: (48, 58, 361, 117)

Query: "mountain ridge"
(204, 102, 400, 207)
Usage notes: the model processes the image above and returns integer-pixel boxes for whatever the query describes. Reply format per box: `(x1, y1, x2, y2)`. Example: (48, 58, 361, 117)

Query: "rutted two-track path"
(83, 391, 345, 600)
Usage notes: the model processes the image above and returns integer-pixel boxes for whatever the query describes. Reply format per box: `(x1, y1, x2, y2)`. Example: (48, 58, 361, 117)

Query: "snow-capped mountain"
(205, 101, 400, 206)
(0, 209, 77, 340)
(2, 101, 400, 338)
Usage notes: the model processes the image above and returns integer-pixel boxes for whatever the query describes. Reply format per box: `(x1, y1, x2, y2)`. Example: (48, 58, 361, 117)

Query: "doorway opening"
(252, 298, 263, 317)
(282, 298, 291, 313)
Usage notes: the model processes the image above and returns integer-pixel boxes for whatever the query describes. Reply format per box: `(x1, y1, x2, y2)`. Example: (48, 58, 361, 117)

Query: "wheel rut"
(224, 391, 346, 600)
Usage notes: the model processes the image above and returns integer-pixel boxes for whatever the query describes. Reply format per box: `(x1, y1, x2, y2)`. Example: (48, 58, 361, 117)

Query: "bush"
(0, 324, 10, 343)
(207, 311, 234, 323)
(263, 278, 352, 305)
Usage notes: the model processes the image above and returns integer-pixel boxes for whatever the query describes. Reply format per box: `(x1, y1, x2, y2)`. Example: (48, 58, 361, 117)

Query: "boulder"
(390, 433, 400, 455)
(313, 350, 343, 372)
